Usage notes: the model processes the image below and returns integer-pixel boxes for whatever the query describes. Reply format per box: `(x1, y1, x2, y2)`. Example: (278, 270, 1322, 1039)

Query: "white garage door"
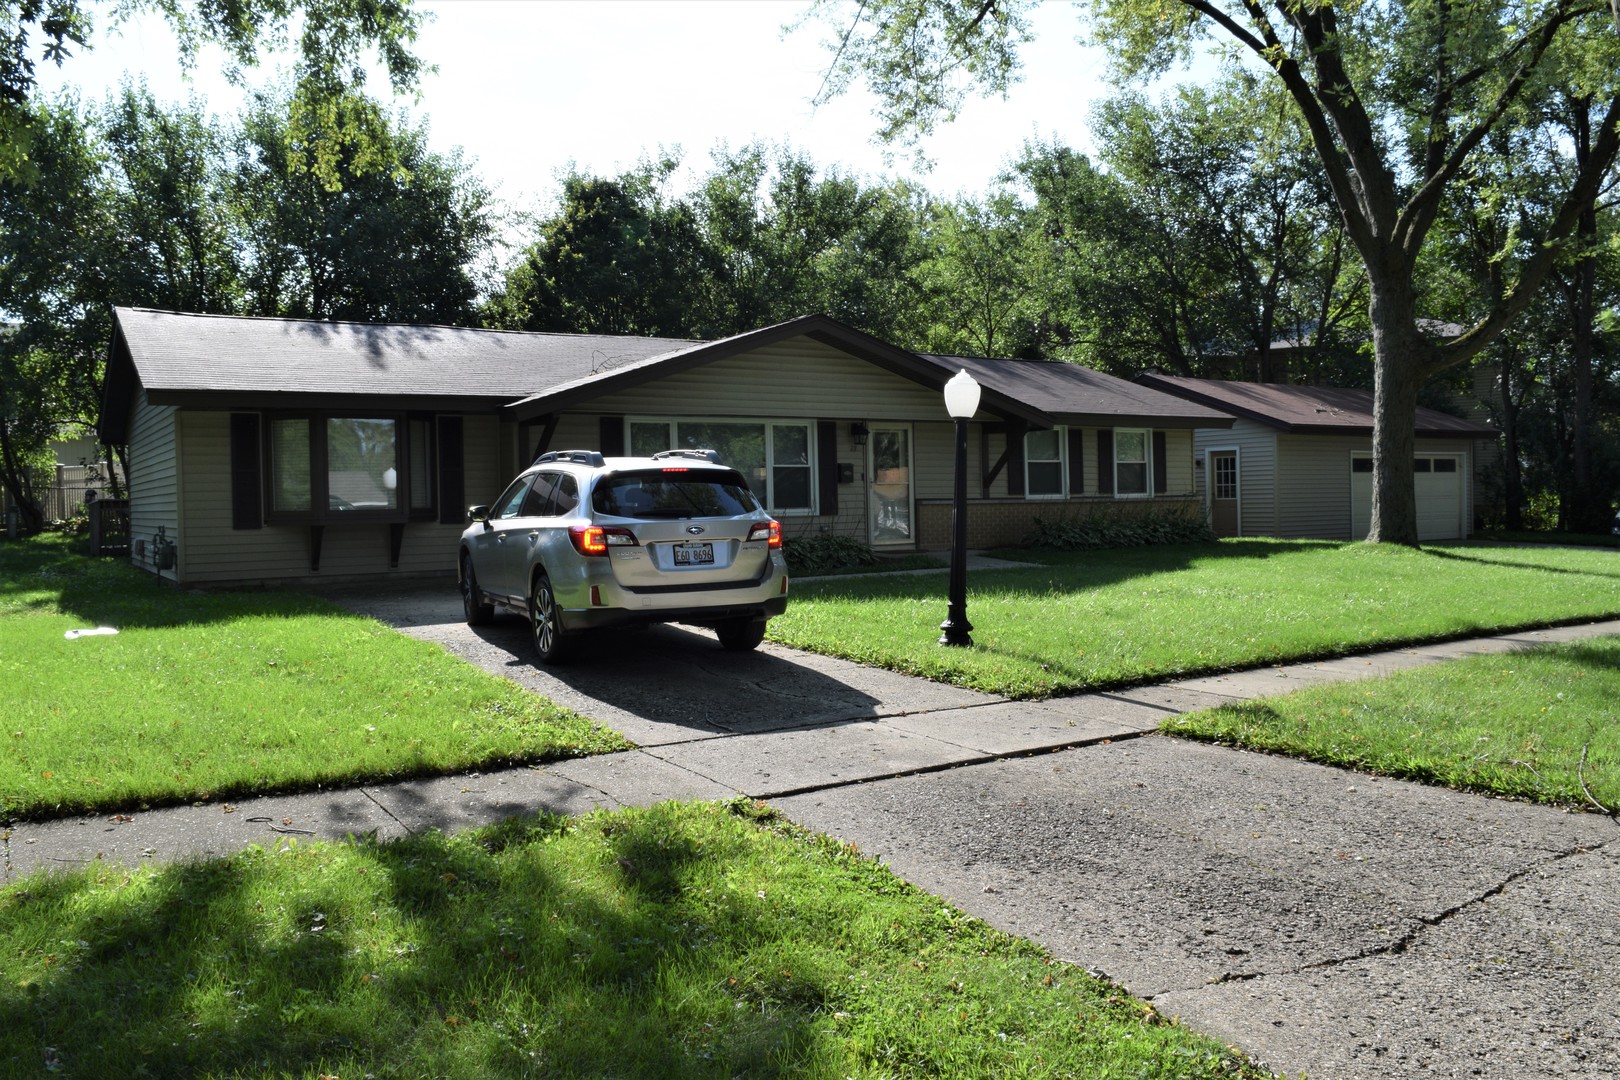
(1351, 454, 1464, 540)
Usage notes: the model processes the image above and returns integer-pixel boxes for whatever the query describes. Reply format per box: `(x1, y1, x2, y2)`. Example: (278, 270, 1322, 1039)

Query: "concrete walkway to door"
(6, 581, 1617, 1079)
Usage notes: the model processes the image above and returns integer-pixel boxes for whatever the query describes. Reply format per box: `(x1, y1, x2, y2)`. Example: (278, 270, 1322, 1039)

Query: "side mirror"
(466, 504, 491, 526)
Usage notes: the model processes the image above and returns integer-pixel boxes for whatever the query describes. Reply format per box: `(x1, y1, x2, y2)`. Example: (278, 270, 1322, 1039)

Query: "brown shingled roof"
(933, 355, 1235, 429)
(1133, 374, 1497, 437)
(100, 308, 1239, 444)
(114, 307, 694, 402)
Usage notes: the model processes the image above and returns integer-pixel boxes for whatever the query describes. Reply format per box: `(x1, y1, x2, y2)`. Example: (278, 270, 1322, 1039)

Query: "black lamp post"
(939, 369, 980, 647)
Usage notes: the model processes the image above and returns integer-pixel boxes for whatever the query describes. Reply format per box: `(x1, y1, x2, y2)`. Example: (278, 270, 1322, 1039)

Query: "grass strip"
(1, 537, 629, 821)
(1165, 636, 1620, 808)
(771, 539, 1620, 698)
(0, 800, 1264, 1079)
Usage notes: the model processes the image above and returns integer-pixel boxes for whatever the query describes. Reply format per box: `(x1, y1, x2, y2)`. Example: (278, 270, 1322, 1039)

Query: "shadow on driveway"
(317, 580, 969, 748)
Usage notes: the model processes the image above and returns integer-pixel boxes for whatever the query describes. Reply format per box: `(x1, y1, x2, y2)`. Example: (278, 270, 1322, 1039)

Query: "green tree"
(485, 161, 711, 337)
(0, 93, 115, 530)
(808, 0, 1620, 544)
(914, 190, 1045, 358)
(693, 144, 929, 341)
(234, 85, 494, 323)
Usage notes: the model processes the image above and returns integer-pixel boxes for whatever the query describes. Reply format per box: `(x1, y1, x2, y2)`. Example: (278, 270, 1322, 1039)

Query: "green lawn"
(1166, 635, 1620, 809)
(0, 537, 629, 821)
(771, 539, 1620, 698)
(0, 800, 1262, 1080)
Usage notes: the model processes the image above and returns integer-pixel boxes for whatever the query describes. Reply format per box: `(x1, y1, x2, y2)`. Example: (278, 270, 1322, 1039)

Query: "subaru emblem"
(686, 525, 706, 535)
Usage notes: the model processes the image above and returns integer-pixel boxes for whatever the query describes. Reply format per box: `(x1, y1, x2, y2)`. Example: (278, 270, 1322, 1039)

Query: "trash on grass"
(64, 627, 119, 640)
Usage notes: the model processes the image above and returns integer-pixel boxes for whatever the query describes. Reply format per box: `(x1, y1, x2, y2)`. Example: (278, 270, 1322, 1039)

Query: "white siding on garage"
(127, 387, 181, 581)
(175, 410, 499, 585)
(1194, 420, 1277, 536)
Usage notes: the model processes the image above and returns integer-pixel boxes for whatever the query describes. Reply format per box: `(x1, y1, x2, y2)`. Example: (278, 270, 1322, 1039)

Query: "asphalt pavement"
(5, 577, 1618, 1079)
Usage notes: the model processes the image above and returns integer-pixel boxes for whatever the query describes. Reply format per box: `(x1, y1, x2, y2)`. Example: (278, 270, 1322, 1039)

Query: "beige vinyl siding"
(584, 338, 952, 419)
(1275, 434, 1473, 540)
(173, 410, 497, 585)
(1160, 429, 1194, 496)
(127, 387, 181, 581)
(1194, 420, 1277, 536)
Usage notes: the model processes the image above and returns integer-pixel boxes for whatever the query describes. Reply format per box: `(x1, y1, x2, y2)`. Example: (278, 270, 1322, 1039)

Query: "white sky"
(37, 0, 1115, 221)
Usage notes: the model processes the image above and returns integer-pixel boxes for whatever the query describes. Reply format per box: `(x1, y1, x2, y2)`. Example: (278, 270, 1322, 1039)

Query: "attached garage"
(1135, 375, 1497, 542)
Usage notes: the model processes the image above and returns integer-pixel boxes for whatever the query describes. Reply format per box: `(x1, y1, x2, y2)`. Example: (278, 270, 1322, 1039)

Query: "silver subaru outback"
(457, 449, 789, 662)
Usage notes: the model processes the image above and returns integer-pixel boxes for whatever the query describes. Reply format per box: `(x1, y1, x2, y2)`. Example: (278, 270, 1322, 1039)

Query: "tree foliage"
(1, 0, 424, 185)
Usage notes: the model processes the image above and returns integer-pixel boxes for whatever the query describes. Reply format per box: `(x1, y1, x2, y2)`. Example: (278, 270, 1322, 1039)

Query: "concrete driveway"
(11, 578, 1618, 1078)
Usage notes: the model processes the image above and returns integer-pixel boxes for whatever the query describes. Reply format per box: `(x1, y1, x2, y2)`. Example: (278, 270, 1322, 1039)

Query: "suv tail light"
(569, 525, 637, 556)
(747, 520, 782, 548)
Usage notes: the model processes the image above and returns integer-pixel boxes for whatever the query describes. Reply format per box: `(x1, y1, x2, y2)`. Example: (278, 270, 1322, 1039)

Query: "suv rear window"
(593, 470, 761, 519)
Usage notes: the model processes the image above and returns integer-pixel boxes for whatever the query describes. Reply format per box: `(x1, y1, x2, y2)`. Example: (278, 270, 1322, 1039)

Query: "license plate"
(672, 542, 714, 565)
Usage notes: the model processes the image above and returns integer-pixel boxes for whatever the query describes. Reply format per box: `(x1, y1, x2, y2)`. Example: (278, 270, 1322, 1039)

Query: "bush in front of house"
(1024, 505, 1215, 550)
(782, 532, 881, 575)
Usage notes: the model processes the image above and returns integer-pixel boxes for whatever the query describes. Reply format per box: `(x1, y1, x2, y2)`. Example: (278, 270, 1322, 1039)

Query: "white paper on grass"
(64, 627, 120, 639)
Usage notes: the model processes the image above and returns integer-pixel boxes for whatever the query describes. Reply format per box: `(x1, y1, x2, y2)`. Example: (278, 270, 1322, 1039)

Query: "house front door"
(868, 425, 914, 547)
(1209, 450, 1239, 537)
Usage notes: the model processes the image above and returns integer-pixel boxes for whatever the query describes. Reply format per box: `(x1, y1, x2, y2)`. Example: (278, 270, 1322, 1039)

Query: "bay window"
(264, 413, 409, 523)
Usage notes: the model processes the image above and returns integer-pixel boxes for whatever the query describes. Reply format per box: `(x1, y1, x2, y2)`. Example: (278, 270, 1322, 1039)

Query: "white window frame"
(627, 417, 818, 516)
(1113, 428, 1152, 498)
(1023, 426, 1067, 499)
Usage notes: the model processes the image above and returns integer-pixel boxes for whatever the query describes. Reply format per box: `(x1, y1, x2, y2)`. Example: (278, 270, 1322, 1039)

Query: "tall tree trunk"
(1563, 97, 1605, 534)
(1498, 350, 1524, 531)
(0, 415, 46, 535)
(1367, 279, 1427, 544)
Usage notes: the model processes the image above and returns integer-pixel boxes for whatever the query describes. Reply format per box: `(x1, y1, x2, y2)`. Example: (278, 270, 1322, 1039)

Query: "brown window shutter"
(1152, 431, 1168, 494)
(1067, 428, 1085, 495)
(230, 413, 263, 530)
(437, 416, 465, 525)
(599, 416, 625, 457)
(1008, 427, 1025, 496)
(1097, 430, 1113, 495)
(817, 420, 837, 515)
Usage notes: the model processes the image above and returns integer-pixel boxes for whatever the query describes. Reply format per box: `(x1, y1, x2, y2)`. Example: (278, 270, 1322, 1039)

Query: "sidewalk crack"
(1182, 835, 1615, 993)
(361, 789, 417, 837)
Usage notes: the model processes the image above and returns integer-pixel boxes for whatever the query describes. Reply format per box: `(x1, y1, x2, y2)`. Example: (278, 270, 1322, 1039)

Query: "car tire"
(461, 554, 494, 626)
(716, 618, 767, 652)
(528, 571, 572, 663)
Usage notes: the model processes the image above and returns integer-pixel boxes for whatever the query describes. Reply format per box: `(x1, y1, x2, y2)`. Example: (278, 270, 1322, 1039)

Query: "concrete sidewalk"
(4, 588, 1617, 1078)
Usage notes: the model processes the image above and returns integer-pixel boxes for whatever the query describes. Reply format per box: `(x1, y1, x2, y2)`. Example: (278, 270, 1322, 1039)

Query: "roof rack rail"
(650, 448, 721, 465)
(532, 449, 606, 467)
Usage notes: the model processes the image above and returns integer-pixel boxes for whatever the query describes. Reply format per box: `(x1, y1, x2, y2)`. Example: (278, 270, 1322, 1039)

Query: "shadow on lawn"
(1421, 545, 1620, 581)
(0, 808, 828, 1078)
(799, 539, 1346, 602)
(2, 535, 338, 631)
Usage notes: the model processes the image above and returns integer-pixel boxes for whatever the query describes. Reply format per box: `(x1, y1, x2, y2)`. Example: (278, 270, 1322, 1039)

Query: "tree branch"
(1397, 3, 1583, 259)
(1178, 0, 1376, 258)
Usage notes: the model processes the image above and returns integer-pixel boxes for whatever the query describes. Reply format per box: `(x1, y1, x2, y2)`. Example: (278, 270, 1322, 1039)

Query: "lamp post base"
(938, 612, 973, 648)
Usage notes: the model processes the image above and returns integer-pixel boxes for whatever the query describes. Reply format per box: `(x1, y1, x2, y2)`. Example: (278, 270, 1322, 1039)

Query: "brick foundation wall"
(916, 497, 1204, 549)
